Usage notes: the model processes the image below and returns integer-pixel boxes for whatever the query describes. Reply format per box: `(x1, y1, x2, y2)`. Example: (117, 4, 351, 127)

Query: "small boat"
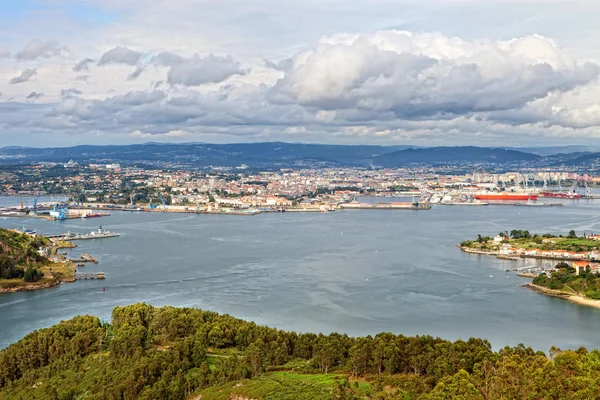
(77, 263, 84, 267)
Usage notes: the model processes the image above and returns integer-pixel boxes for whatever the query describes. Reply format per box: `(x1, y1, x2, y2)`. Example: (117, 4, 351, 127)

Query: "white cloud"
(270, 31, 599, 117)
(73, 58, 94, 72)
(9, 68, 37, 84)
(98, 46, 143, 66)
(15, 39, 66, 60)
(154, 53, 248, 86)
(26, 92, 44, 100)
(2, 0, 600, 146)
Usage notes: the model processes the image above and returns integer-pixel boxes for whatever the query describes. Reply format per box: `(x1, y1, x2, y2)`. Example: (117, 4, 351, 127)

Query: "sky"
(1, 0, 600, 147)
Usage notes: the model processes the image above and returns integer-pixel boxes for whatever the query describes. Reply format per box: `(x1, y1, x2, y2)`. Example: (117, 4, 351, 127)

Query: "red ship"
(474, 193, 538, 201)
(540, 192, 581, 199)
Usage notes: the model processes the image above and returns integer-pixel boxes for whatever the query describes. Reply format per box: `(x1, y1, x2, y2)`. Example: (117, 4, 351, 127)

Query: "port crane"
(159, 193, 167, 211)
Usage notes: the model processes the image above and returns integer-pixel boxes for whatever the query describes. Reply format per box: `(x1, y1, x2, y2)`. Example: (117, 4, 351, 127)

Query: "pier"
(69, 254, 98, 264)
(75, 272, 105, 280)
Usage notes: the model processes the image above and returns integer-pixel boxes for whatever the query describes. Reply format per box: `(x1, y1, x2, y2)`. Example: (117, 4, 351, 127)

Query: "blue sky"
(1, 0, 600, 147)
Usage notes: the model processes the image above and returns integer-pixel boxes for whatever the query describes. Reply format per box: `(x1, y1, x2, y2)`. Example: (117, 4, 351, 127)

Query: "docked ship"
(474, 192, 538, 201)
(540, 191, 581, 199)
(81, 212, 109, 218)
(63, 226, 120, 240)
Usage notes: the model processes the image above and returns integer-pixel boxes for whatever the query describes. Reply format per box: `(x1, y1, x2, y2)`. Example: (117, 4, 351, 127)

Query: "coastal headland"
(0, 228, 81, 293)
(460, 230, 600, 309)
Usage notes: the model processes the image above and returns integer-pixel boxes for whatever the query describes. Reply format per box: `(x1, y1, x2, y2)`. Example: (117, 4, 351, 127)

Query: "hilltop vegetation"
(534, 263, 600, 300)
(0, 228, 74, 291)
(1, 304, 600, 399)
(461, 230, 600, 253)
(0, 228, 49, 282)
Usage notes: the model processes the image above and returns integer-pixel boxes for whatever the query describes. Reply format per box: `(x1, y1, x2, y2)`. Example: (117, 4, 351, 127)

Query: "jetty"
(75, 272, 105, 280)
(69, 253, 98, 264)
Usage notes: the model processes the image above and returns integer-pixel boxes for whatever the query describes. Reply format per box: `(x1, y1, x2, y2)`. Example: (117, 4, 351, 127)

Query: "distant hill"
(1, 142, 595, 169)
(508, 146, 599, 156)
(0, 142, 411, 168)
(372, 146, 541, 167)
(560, 152, 600, 166)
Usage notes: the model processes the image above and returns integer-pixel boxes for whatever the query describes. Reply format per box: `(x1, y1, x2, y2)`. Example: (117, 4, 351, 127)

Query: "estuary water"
(2, 198, 600, 351)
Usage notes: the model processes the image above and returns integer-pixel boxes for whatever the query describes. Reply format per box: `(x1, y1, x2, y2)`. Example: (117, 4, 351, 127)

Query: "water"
(2, 198, 600, 352)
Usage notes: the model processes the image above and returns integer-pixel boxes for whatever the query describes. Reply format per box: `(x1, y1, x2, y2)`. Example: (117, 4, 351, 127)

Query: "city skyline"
(1, 0, 600, 147)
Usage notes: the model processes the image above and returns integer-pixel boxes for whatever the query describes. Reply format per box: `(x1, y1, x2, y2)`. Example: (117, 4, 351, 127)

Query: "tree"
(246, 339, 265, 377)
(568, 230, 577, 239)
(556, 262, 570, 269)
(426, 370, 484, 400)
(23, 265, 42, 282)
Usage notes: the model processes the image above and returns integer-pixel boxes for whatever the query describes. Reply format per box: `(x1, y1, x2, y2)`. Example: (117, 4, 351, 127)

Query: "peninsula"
(460, 230, 600, 262)
(460, 230, 600, 308)
(0, 227, 76, 293)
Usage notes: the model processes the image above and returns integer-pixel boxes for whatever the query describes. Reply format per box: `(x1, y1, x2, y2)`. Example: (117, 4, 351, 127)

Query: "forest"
(1, 303, 599, 399)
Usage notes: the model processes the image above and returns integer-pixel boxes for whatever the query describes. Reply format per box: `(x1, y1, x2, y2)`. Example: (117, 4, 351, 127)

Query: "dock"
(69, 254, 98, 264)
(75, 272, 105, 280)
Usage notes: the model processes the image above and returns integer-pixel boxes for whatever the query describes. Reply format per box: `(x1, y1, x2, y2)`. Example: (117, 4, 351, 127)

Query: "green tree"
(23, 265, 42, 282)
(425, 370, 484, 400)
(246, 338, 266, 377)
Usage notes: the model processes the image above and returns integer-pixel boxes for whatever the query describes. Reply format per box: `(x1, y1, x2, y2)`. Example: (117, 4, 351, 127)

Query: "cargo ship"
(474, 193, 538, 201)
(540, 192, 581, 199)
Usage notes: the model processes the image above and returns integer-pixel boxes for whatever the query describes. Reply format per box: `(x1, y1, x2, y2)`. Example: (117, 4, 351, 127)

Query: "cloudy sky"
(1, 0, 600, 147)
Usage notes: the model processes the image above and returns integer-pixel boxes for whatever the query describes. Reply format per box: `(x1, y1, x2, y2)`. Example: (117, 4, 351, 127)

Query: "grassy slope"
(463, 236, 600, 252)
(534, 270, 600, 300)
(0, 227, 75, 290)
(195, 373, 349, 400)
(0, 354, 372, 400)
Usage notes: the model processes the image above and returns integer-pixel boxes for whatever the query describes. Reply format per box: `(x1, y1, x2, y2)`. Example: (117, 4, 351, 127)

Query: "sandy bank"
(524, 283, 600, 310)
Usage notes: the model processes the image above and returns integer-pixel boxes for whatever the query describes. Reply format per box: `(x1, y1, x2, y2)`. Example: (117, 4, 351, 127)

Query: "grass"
(193, 372, 372, 400)
(555, 238, 599, 247)
(40, 262, 75, 280)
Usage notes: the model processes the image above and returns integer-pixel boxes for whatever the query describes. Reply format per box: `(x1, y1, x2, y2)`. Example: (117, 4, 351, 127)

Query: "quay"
(340, 202, 431, 210)
(69, 254, 98, 264)
(75, 272, 105, 280)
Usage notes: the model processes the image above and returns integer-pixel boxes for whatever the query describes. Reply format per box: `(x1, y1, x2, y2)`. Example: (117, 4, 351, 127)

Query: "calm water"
(2, 198, 600, 351)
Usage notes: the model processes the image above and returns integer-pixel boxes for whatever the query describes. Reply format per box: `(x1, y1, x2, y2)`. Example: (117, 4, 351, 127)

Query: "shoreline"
(459, 245, 600, 263)
(524, 283, 600, 310)
(0, 238, 78, 294)
(0, 279, 61, 293)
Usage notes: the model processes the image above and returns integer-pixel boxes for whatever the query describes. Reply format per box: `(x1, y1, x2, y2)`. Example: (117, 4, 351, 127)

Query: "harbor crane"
(159, 193, 167, 211)
(148, 197, 158, 209)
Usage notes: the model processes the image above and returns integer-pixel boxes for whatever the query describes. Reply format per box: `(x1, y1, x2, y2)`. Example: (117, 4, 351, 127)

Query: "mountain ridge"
(0, 142, 592, 169)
